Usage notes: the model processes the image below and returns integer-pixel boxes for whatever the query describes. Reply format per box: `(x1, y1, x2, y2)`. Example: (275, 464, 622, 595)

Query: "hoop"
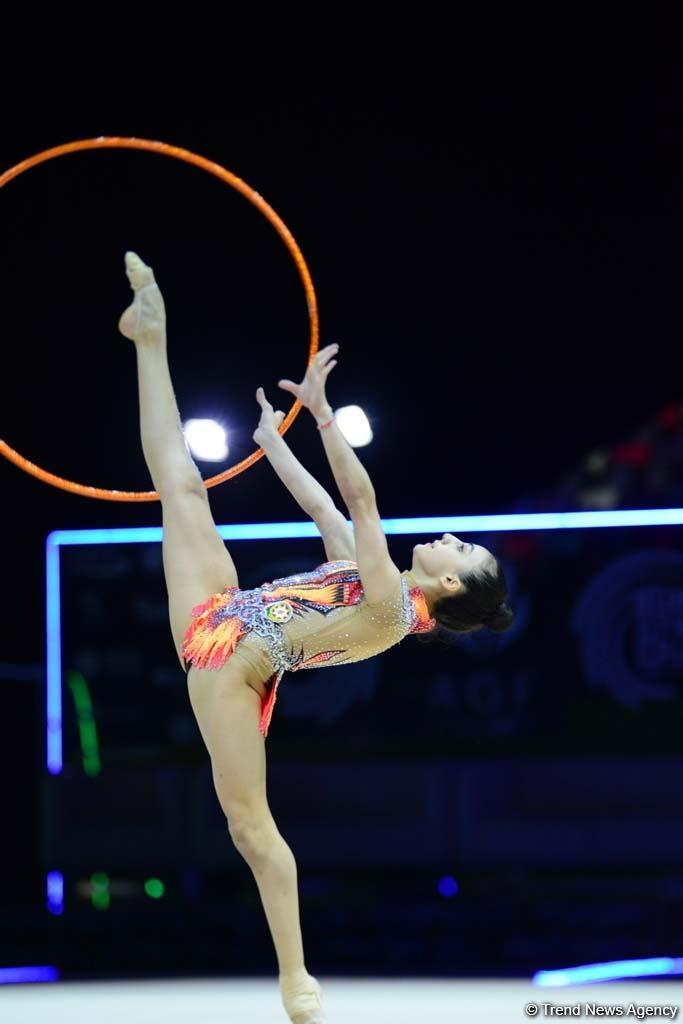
(0, 136, 319, 501)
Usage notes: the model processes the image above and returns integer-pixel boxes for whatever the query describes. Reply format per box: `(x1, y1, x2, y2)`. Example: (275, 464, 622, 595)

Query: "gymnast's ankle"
(278, 966, 324, 1022)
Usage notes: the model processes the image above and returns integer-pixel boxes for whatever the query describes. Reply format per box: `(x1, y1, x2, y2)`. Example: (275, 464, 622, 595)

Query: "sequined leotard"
(182, 560, 435, 738)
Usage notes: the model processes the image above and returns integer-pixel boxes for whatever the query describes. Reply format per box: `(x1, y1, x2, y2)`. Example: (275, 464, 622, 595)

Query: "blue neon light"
(0, 966, 59, 984)
(46, 508, 683, 774)
(437, 875, 459, 897)
(534, 956, 683, 986)
(47, 871, 64, 916)
(45, 508, 683, 550)
(46, 540, 62, 775)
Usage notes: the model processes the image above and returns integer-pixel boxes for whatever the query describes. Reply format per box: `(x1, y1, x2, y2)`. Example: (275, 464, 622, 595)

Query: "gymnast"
(118, 251, 513, 1023)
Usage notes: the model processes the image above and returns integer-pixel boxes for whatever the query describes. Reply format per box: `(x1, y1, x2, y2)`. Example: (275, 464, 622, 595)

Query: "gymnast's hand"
(278, 343, 339, 419)
(253, 387, 286, 447)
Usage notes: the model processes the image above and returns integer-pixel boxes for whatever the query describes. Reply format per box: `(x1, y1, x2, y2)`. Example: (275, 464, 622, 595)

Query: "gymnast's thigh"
(161, 485, 239, 667)
(186, 659, 268, 809)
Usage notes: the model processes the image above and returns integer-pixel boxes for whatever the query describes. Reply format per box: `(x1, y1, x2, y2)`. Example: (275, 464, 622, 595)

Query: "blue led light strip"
(46, 509, 683, 773)
(534, 956, 683, 985)
(0, 966, 59, 984)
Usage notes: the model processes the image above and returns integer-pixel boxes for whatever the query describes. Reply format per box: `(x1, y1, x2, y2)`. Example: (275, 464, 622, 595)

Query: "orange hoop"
(0, 136, 319, 501)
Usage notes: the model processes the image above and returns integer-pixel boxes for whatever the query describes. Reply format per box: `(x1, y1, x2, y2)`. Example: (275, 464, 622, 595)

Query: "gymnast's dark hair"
(416, 556, 514, 643)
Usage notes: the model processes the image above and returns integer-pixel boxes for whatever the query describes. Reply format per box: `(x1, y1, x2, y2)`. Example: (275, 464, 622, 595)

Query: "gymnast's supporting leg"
(212, 714, 324, 1020)
(119, 253, 323, 1021)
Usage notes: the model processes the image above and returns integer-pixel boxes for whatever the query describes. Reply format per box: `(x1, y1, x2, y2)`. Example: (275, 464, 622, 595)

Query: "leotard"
(182, 559, 435, 737)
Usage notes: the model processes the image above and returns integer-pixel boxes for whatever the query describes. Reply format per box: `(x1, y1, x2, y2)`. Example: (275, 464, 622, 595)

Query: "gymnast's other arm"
(253, 386, 356, 562)
(278, 344, 402, 605)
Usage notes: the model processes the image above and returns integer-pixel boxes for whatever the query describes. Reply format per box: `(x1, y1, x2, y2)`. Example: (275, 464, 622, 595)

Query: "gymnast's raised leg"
(118, 252, 323, 1022)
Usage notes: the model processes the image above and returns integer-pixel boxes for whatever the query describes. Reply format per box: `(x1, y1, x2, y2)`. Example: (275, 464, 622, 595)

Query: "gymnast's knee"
(227, 808, 280, 865)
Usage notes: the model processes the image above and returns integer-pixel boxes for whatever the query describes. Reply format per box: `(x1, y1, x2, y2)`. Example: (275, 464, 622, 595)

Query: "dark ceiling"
(1, 25, 680, 656)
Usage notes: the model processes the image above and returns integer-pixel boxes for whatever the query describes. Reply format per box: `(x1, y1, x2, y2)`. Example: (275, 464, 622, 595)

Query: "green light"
(67, 671, 101, 776)
(90, 871, 110, 910)
(144, 878, 165, 899)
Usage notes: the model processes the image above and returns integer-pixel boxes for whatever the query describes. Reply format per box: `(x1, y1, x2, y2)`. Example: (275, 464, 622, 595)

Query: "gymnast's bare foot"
(118, 251, 167, 345)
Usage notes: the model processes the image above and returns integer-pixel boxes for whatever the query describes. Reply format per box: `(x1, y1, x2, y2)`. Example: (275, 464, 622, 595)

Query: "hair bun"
(483, 600, 514, 633)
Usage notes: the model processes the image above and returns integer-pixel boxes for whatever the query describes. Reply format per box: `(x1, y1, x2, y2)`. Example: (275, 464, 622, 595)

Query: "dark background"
(3, 15, 683, 980)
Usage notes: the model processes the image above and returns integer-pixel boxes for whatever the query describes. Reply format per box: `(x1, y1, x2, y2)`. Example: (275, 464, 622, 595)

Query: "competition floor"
(3, 977, 682, 1022)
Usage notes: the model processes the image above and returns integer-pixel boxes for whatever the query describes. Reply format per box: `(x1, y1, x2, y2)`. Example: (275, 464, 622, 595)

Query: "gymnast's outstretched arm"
(278, 344, 375, 508)
(253, 385, 356, 561)
(279, 344, 404, 607)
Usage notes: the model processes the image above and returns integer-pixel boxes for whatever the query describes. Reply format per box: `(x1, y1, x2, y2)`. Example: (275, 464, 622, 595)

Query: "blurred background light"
(183, 419, 228, 462)
(334, 404, 373, 447)
(46, 871, 63, 916)
(144, 878, 165, 899)
(0, 966, 59, 984)
(437, 875, 459, 897)
(533, 956, 683, 986)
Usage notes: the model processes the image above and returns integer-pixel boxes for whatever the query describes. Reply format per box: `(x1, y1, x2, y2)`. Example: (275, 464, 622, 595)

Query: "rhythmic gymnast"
(118, 251, 513, 1024)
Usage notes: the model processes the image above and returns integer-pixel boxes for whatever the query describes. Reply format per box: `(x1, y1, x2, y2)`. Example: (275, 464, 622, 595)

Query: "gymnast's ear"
(440, 573, 463, 595)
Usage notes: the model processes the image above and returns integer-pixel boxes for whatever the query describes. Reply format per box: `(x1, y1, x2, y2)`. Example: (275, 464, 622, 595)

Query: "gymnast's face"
(410, 535, 494, 592)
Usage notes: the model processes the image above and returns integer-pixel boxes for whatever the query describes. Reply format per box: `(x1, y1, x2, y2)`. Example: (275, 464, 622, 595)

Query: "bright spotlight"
(183, 419, 228, 462)
(335, 405, 373, 447)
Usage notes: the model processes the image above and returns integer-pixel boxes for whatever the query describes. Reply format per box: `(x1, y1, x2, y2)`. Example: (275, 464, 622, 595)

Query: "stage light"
(183, 419, 228, 462)
(334, 405, 373, 447)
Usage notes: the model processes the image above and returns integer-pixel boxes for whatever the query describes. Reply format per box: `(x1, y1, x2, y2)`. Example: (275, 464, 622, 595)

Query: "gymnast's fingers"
(315, 343, 339, 363)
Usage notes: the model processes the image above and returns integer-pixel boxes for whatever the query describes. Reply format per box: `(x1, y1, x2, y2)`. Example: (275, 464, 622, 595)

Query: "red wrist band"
(317, 413, 335, 430)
